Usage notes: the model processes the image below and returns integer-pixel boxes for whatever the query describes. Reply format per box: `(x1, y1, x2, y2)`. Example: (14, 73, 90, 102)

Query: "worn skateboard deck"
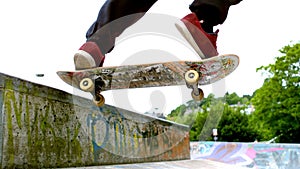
(58, 54, 238, 90)
(57, 54, 239, 105)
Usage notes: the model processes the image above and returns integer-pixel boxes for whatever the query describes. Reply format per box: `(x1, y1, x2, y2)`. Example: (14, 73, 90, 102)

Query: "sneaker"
(175, 13, 219, 59)
(74, 41, 105, 70)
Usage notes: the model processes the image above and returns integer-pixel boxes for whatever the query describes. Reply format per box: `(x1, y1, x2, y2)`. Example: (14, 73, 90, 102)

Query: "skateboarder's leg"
(74, 0, 244, 70)
(74, 0, 157, 70)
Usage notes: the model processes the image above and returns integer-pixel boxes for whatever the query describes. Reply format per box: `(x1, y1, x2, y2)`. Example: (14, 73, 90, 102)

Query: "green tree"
(251, 43, 300, 143)
(225, 92, 241, 105)
(217, 104, 260, 142)
(170, 93, 260, 142)
(190, 111, 208, 141)
(196, 97, 225, 141)
(167, 101, 201, 128)
(167, 104, 187, 122)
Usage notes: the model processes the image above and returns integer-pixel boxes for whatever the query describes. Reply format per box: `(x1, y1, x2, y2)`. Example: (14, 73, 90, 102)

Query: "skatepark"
(0, 73, 299, 169)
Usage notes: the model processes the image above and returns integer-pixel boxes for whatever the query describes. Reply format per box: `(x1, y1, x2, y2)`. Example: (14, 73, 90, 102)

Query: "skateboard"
(57, 54, 239, 106)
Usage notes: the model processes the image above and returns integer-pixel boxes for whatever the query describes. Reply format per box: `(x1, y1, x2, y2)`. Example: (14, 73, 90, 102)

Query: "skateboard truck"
(79, 78, 105, 107)
(184, 70, 204, 101)
(79, 70, 204, 106)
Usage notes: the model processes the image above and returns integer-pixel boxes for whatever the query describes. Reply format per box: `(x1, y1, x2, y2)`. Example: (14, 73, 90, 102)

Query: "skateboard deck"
(57, 54, 239, 106)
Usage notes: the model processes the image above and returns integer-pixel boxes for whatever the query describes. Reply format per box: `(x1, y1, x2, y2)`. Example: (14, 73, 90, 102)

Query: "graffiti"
(191, 142, 300, 169)
(1, 79, 88, 168)
(87, 106, 188, 160)
(0, 75, 190, 168)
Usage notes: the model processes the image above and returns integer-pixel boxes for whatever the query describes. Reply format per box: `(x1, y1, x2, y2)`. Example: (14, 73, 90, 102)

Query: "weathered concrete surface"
(0, 73, 190, 168)
(69, 159, 248, 169)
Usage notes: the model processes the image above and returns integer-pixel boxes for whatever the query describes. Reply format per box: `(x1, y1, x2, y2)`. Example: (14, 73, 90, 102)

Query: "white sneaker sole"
(175, 21, 206, 59)
(74, 50, 96, 70)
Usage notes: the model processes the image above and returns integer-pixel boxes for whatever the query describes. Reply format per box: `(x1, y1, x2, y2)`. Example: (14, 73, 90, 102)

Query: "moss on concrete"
(0, 74, 190, 168)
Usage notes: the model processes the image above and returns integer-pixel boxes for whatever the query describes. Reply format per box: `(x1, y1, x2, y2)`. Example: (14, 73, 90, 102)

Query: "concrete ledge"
(73, 159, 248, 169)
(0, 73, 190, 168)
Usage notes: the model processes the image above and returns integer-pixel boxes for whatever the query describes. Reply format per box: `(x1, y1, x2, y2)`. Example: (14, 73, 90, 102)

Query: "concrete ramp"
(191, 141, 300, 169)
(0, 73, 190, 168)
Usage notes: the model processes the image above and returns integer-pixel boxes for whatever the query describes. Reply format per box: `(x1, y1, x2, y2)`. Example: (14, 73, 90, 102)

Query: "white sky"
(0, 0, 300, 114)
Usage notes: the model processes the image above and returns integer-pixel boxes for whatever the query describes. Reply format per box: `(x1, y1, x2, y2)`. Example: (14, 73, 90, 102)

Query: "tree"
(251, 43, 300, 143)
(190, 111, 208, 141)
(167, 101, 201, 129)
(167, 104, 187, 122)
(169, 93, 260, 142)
(217, 104, 260, 142)
(225, 92, 241, 105)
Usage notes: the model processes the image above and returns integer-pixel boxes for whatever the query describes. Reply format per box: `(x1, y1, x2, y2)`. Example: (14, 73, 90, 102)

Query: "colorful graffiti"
(190, 141, 300, 169)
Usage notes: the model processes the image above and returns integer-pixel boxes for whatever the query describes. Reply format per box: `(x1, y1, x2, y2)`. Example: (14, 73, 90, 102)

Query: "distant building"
(229, 102, 255, 114)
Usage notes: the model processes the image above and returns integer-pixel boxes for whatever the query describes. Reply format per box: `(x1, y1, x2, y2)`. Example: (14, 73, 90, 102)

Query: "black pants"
(85, 0, 236, 55)
(86, 0, 157, 54)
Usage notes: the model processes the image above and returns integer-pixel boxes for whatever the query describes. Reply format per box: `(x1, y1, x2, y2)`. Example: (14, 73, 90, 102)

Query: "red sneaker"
(175, 13, 219, 59)
(74, 41, 105, 70)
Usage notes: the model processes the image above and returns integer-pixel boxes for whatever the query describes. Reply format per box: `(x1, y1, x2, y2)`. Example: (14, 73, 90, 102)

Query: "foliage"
(167, 101, 199, 129)
(168, 92, 259, 142)
(251, 43, 300, 143)
(217, 104, 260, 142)
(225, 92, 241, 105)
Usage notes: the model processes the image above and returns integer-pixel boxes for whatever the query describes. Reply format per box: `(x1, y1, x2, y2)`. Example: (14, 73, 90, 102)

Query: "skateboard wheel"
(79, 78, 94, 92)
(185, 70, 199, 85)
(191, 88, 204, 101)
(93, 94, 105, 107)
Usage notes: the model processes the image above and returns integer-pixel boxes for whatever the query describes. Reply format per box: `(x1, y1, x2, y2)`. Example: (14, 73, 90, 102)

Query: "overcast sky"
(1, 0, 299, 114)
